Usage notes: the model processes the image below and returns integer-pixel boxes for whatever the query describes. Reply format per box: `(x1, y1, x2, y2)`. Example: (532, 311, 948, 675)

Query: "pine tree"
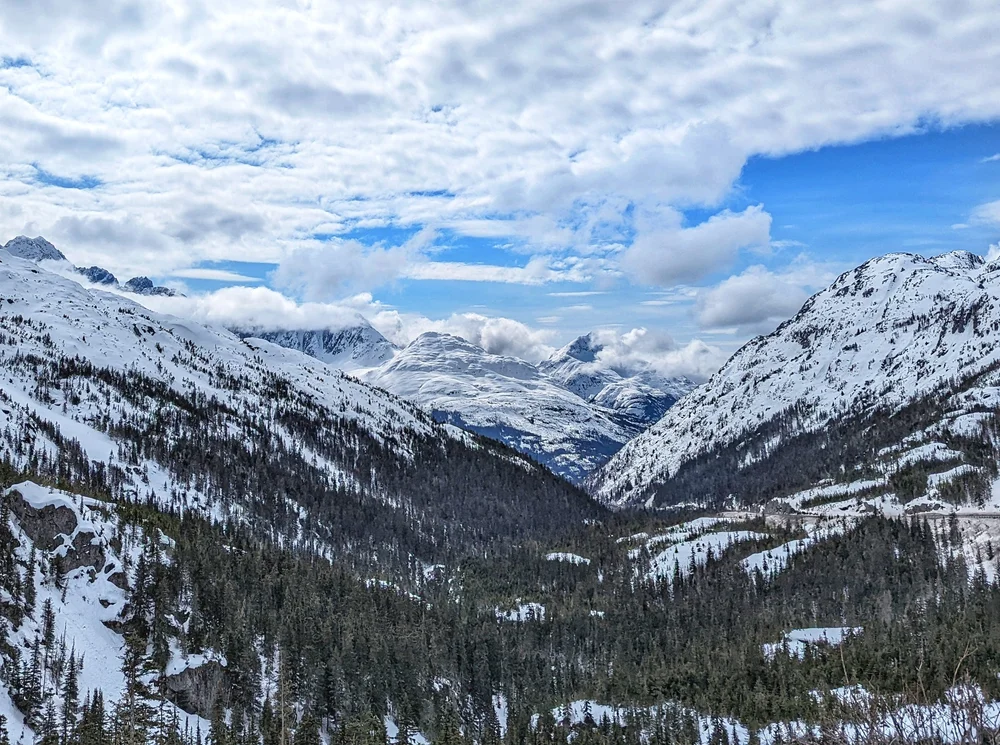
(62, 648, 80, 743)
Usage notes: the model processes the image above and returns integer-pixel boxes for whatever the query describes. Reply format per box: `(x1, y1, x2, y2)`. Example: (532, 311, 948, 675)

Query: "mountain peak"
(592, 247, 1000, 508)
(124, 276, 178, 296)
(3, 235, 66, 262)
(561, 333, 603, 363)
(237, 321, 397, 371)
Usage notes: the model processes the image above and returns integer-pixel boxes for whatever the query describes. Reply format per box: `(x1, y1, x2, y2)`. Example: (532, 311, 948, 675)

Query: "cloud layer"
(1, 0, 998, 283)
(3, 0, 1000, 382)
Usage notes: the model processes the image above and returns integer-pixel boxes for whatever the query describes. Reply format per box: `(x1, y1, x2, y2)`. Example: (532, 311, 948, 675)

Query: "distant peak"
(77, 266, 118, 286)
(928, 250, 986, 274)
(124, 276, 178, 297)
(3, 235, 66, 262)
(561, 333, 602, 363)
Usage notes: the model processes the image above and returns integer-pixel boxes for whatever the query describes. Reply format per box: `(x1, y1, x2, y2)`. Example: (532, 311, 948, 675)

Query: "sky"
(1, 0, 999, 379)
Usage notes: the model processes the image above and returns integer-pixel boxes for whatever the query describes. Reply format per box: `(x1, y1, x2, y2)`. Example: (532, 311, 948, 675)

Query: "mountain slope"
(360, 332, 645, 482)
(0, 249, 600, 568)
(592, 250, 1000, 509)
(238, 322, 398, 370)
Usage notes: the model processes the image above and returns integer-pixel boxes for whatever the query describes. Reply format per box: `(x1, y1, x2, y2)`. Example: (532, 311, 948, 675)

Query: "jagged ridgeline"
(0, 250, 600, 571)
(593, 251, 1000, 511)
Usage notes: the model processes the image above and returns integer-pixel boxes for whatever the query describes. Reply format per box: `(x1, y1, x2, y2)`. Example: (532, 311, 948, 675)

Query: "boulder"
(163, 661, 226, 718)
(9, 491, 78, 551)
(9, 490, 106, 573)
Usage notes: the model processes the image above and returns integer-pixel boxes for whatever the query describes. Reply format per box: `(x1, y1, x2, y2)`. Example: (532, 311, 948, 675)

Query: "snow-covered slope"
(239, 322, 398, 371)
(0, 249, 595, 565)
(346, 332, 694, 482)
(0, 481, 212, 743)
(593, 251, 1000, 508)
(361, 332, 644, 482)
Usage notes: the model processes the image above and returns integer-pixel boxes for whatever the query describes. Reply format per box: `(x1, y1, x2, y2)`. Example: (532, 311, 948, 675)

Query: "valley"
(3, 246, 1000, 744)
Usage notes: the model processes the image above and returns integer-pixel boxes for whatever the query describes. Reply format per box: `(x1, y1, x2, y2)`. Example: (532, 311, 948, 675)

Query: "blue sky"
(1, 0, 999, 376)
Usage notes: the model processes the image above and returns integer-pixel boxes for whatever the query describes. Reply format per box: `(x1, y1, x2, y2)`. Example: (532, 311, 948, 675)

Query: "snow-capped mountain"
(0, 248, 597, 566)
(360, 332, 647, 482)
(248, 326, 694, 482)
(238, 322, 398, 371)
(4, 234, 178, 296)
(540, 333, 696, 425)
(3, 235, 66, 262)
(592, 250, 1000, 509)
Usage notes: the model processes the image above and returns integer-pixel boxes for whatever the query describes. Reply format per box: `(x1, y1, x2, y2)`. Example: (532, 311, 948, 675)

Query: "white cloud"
(271, 240, 417, 301)
(370, 311, 557, 362)
(581, 327, 727, 381)
(403, 256, 591, 284)
(972, 200, 1000, 226)
(170, 268, 262, 283)
(695, 265, 813, 331)
(0, 0, 998, 284)
(982, 154, 1000, 163)
(622, 206, 772, 286)
(139, 286, 374, 333)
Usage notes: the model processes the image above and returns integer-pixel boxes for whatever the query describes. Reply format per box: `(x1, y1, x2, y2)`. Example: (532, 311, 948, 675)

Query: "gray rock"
(9, 491, 79, 551)
(77, 266, 118, 286)
(763, 499, 795, 516)
(64, 530, 106, 574)
(9, 490, 106, 573)
(163, 661, 226, 718)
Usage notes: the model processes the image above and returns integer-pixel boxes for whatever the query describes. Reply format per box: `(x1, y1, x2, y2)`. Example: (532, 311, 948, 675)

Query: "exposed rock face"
(8, 489, 106, 573)
(124, 276, 177, 296)
(9, 491, 79, 550)
(65, 530, 106, 573)
(3, 236, 66, 262)
(77, 266, 118, 285)
(163, 662, 226, 718)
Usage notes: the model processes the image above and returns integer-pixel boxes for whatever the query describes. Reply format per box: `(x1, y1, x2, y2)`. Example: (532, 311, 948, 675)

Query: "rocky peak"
(3, 235, 66, 262)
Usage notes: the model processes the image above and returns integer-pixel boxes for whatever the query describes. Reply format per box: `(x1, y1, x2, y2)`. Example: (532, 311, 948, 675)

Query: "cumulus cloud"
(370, 311, 556, 363)
(131, 286, 373, 333)
(579, 327, 727, 382)
(271, 240, 418, 301)
(136, 282, 558, 361)
(0, 0, 997, 283)
(695, 265, 816, 332)
(623, 206, 773, 286)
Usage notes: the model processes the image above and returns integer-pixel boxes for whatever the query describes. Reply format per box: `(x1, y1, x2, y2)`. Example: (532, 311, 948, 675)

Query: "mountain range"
(4, 238, 1000, 744)
(0, 246, 596, 569)
(244, 324, 695, 483)
(4, 235, 697, 484)
(591, 250, 1000, 513)
(4, 235, 179, 296)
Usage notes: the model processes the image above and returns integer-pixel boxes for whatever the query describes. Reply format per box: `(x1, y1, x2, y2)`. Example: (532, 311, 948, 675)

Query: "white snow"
(646, 530, 766, 580)
(495, 602, 546, 622)
(763, 627, 862, 659)
(545, 552, 591, 565)
(1, 481, 213, 743)
(742, 522, 847, 577)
